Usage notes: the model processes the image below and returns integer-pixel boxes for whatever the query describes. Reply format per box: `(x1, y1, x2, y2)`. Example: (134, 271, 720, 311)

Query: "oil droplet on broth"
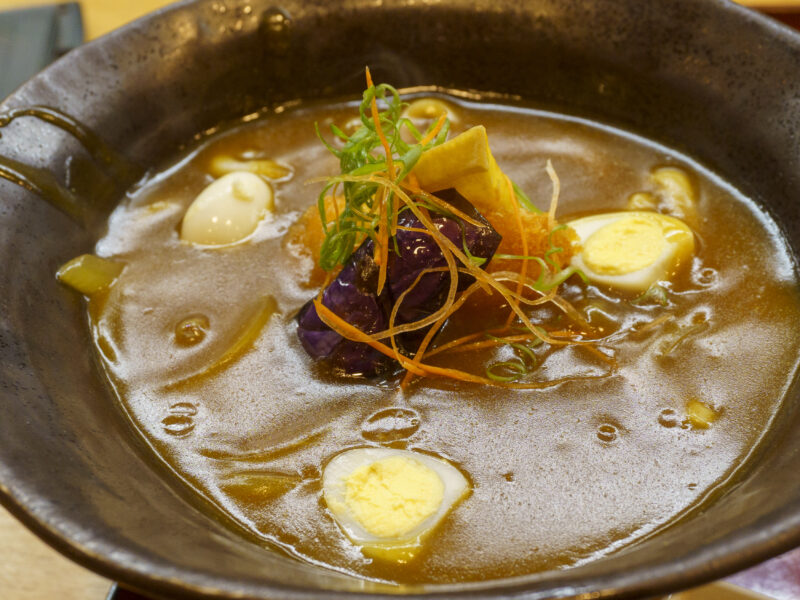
(596, 423, 618, 443)
(361, 408, 421, 442)
(162, 402, 198, 436)
(162, 415, 195, 436)
(221, 470, 301, 508)
(658, 408, 680, 428)
(170, 402, 198, 416)
(695, 267, 718, 287)
(175, 315, 210, 346)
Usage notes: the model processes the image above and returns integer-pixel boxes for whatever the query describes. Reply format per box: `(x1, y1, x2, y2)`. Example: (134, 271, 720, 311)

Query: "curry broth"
(90, 97, 800, 584)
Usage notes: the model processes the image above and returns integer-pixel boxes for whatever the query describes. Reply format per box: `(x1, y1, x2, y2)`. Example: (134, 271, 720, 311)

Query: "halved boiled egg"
(180, 171, 273, 246)
(322, 448, 470, 562)
(568, 211, 695, 293)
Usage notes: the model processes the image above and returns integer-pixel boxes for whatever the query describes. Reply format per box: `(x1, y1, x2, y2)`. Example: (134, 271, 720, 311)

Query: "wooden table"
(0, 507, 111, 599)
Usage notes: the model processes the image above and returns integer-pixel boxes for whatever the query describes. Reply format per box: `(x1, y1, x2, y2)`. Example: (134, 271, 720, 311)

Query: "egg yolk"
(344, 456, 444, 539)
(582, 216, 666, 275)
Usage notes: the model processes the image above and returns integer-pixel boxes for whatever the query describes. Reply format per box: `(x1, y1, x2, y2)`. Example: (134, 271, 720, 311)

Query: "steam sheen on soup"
(71, 93, 800, 584)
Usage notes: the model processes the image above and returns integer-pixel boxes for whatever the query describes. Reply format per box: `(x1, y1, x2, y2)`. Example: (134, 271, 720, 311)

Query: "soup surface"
(88, 95, 800, 584)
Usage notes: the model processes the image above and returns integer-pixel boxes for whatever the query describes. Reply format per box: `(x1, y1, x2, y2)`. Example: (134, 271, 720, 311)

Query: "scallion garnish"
(315, 72, 450, 273)
(305, 71, 614, 389)
(631, 283, 669, 307)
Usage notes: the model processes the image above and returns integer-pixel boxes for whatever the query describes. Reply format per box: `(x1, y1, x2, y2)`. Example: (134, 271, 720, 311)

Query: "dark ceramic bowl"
(1, 0, 799, 598)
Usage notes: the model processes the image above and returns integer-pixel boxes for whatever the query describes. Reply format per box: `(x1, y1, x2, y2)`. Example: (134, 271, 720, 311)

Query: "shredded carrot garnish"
(313, 299, 426, 376)
(389, 265, 458, 374)
(400, 279, 485, 388)
(407, 360, 614, 390)
(308, 85, 617, 389)
(388, 221, 458, 359)
(634, 313, 674, 334)
(379, 270, 452, 339)
(396, 226, 433, 235)
(365, 68, 395, 181)
(406, 186, 484, 228)
(322, 173, 569, 347)
(581, 344, 618, 368)
(317, 292, 605, 391)
(419, 113, 447, 146)
(546, 159, 560, 230)
(389, 181, 556, 346)
(427, 331, 579, 358)
(375, 187, 388, 294)
(365, 68, 395, 295)
(416, 330, 494, 360)
(505, 175, 528, 328)
(390, 192, 399, 237)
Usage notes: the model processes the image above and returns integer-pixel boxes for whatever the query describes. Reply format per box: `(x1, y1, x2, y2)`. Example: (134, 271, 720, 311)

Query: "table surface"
(0, 0, 799, 599)
(0, 507, 111, 599)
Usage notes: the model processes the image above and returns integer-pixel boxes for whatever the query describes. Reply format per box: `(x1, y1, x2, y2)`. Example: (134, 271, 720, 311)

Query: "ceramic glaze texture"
(0, 1, 799, 599)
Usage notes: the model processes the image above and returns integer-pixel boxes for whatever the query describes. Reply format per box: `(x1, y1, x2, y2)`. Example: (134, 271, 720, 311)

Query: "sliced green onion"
(398, 145, 423, 177)
(350, 162, 388, 176)
(506, 327, 549, 347)
(329, 124, 350, 141)
(512, 180, 542, 213)
(315, 80, 450, 271)
(486, 360, 528, 382)
(484, 335, 540, 382)
(632, 284, 669, 307)
(315, 122, 342, 158)
(509, 342, 538, 365)
(539, 265, 588, 290)
(495, 253, 543, 261)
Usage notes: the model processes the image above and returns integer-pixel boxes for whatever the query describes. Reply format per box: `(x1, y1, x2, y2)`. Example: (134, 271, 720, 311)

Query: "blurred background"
(0, 0, 797, 102)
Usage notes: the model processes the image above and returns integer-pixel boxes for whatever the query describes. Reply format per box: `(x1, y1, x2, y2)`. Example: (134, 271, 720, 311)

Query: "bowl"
(1, 0, 799, 598)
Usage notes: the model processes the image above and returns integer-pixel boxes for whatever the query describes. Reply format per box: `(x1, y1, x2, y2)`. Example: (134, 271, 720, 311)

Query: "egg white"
(322, 448, 469, 560)
(568, 211, 695, 293)
(180, 171, 273, 246)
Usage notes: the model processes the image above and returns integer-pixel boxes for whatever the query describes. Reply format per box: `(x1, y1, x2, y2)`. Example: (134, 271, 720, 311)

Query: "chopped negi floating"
(297, 189, 501, 376)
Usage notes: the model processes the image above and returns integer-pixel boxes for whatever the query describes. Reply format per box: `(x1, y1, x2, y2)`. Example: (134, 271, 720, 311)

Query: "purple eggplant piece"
(296, 188, 501, 377)
(296, 241, 391, 377)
